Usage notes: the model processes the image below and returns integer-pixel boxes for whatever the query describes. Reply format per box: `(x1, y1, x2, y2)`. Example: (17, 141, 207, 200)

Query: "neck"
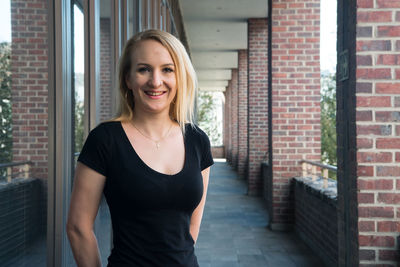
(131, 108, 175, 138)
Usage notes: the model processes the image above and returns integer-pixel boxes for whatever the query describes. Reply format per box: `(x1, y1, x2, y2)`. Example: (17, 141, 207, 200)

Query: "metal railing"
(300, 160, 337, 189)
(0, 161, 33, 182)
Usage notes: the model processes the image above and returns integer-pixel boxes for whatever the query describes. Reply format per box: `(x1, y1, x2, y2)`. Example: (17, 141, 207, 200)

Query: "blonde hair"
(113, 29, 197, 134)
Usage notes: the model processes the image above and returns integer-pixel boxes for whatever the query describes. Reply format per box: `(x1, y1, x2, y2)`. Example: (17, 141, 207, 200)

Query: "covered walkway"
(195, 160, 325, 267)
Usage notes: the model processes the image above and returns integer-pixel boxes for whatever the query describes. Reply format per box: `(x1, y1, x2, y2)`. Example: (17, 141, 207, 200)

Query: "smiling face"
(126, 39, 177, 116)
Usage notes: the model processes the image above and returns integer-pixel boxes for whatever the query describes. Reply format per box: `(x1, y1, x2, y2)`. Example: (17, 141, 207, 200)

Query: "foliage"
(0, 42, 12, 165)
(197, 91, 222, 146)
(74, 73, 85, 153)
(321, 72, 337, 168)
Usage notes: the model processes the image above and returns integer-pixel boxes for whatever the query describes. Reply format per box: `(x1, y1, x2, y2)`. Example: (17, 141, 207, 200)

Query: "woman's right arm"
(66, 162, 106, 267)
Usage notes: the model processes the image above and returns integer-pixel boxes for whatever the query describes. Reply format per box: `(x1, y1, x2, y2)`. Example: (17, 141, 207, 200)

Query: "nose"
(148, 70, 162, 88)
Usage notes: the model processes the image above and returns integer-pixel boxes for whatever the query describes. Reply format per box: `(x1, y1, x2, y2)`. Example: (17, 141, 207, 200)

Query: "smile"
(144, 90, 167, 99)
(145, 91, 165, 96)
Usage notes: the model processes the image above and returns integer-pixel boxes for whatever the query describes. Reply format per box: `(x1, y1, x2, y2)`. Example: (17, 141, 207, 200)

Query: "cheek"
(131, 78, 146, 91)
(168, 77, 177, 91)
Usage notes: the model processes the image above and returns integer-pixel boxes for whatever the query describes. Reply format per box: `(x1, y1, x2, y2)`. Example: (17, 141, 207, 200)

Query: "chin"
(144, 105, 170, 114)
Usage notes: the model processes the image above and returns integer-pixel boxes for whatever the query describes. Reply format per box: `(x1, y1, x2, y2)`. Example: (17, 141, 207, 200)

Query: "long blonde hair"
(113, 29, 197, 134)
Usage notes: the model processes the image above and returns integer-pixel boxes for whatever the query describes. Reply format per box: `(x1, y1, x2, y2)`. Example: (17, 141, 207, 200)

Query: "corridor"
(195, 160, 325, 267)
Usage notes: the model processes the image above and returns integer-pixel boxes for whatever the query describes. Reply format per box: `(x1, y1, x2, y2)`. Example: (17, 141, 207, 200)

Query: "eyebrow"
(137, 63, 175, 67)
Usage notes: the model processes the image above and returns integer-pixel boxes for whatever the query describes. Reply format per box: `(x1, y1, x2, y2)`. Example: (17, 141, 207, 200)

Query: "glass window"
(66, 3, 86, 267)
(73, 3, 85, 165)
(0, 0, 47, 265)
(128, 0, 140, 37)
(96, 1, 113, 265)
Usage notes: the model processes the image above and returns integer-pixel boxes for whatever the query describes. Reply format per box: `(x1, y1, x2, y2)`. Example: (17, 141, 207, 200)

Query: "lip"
(144, 90, 167, 99)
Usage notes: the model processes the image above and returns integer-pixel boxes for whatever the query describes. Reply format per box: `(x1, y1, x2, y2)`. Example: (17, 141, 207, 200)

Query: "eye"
(137, 66, 150, 73)
(163, 67, 174, 73)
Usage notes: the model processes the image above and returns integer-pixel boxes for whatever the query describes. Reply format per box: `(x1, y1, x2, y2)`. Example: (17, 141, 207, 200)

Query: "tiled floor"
(195, 160, 326, 267)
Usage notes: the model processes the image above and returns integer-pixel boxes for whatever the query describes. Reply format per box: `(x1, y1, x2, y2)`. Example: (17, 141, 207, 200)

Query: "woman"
(67, 29, 214, 267)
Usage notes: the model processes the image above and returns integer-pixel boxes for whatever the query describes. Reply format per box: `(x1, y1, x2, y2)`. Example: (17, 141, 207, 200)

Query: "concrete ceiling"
(180, 0, 268, 92)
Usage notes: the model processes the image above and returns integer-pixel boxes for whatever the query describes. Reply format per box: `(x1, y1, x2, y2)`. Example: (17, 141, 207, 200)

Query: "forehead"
(131, 39, 174, 64)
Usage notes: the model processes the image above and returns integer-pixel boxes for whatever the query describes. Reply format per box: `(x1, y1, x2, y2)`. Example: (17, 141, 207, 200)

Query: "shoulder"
(90, 121, 121, 136)
(185, 123, 211, 147)
(186, 124, 214, 170)
(86, 121, 121, 146)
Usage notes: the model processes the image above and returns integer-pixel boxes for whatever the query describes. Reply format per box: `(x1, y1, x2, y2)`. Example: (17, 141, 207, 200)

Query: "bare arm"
(190, 167, 210, 243)
(66, 162, 106, 267)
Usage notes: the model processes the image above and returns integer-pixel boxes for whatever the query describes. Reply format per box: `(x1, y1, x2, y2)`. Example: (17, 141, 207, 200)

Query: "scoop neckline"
(118, 121, 187, 177)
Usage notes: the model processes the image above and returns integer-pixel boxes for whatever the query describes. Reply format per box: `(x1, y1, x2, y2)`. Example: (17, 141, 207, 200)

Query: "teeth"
(146, 91, 164, 96)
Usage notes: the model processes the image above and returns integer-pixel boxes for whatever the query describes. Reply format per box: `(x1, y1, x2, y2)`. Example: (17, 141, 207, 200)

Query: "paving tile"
(196, 161, 325, 267)
(264, 251, 297, 266)
(236, 248, 262, 255)
(210, 260, 239, 267)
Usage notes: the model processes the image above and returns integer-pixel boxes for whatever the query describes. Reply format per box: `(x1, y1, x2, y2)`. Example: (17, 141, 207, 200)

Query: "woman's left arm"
(190, 167, 211, 243)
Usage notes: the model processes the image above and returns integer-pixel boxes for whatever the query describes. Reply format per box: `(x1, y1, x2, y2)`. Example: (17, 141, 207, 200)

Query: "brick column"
(11, 0, 48, 179)
(355, 0, 400, 265)
(248, 18, 269, 196)
(99, 18, 112, 121)
(231, 69, 239, 169)
(223, 91, 227, 159)
(238, 50, 248, 178)
(228, 81, 233, 163)
(270, 0, 321, 227)
(224, 84, 232, 162)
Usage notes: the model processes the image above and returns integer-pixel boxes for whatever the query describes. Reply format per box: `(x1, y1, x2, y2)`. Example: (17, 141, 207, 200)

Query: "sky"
(74, 5, 85, 74)
(0, 0, 11, 43)
(0, 0, 337, 73)
(320, 0, 338, 73)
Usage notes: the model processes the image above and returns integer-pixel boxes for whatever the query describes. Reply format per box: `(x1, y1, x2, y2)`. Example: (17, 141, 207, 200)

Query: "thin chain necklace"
(131, 122, 173, 149)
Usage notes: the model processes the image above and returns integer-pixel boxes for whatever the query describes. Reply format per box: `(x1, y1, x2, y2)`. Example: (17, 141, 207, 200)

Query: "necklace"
(131, 122, 173, 149)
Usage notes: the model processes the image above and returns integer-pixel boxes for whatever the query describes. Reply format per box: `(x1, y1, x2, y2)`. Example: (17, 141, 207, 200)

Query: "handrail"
(300, 160, 337, 171)
(0, 161, 33, 168)
(0, 161, 33, 182)
(300, 160, 337, 189)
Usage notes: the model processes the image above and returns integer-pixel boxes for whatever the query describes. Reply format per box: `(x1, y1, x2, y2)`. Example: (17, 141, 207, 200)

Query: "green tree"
(321, 73, 337, 167)
(74, 72, 85, 153)
(197, 91, 222, 146)
(0, 42, 12, 166)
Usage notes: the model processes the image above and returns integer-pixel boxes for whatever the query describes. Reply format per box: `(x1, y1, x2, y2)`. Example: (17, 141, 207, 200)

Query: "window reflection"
(97, 1, 113, 265)
(73, 4, 85, 159)
(0, 0, 47, 265)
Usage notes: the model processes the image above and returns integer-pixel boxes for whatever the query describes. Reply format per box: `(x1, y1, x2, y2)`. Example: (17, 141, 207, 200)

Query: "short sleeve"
(77, 124, 111, 177)
(200, 130, 214, 171)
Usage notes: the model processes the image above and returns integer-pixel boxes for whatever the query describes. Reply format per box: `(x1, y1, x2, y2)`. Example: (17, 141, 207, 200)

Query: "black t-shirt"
(77, 121, 214, 267)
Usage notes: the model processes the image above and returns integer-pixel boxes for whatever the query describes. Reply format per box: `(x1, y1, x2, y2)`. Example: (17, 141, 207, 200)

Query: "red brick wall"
(228, 80, 233, 163)
(211, 146, 224, 159)
(231, 69, 239, 169)
(248, 18, 269, 196)
(238, 50, 248, 178)
(356, 1, 400, 265)
(100, 18, 112, 121)
(270, 0, 321, 225)
(224, 85, 232, 162)
(11, 0, 48, 179)
(223, 91, 227, 159)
